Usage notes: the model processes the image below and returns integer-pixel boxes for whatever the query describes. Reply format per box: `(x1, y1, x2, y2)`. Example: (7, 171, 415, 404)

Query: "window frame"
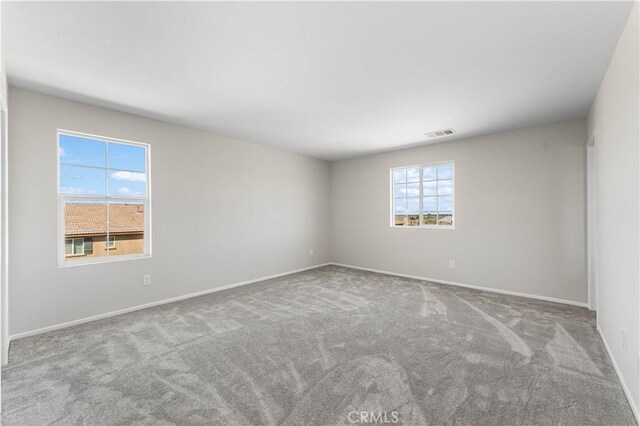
(57, 129, 152, 267)
(389, 160, 455, 230)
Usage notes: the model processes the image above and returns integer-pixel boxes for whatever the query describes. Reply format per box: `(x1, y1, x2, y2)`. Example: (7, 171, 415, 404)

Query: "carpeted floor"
(1, 265, 636, 425)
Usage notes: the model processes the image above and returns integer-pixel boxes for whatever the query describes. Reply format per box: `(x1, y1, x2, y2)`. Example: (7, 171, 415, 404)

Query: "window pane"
(437, 214, 454, 226)
(394, 198, 407, 214)
(437, 163, 453, 180)
(423, 180, 437, 196)
(439, 196, 453, 213)
(406, 167, 420, 182)
(437, 179, 453, 195)
(108, 170, 147, 197)
(395, 215, 407, 226)
(59, 134, 106, 168)
(406, 182, 420, 197)
(83, 238, 93, 254)
(423, 167, 437, 181)
(73, 238, 85, 255)
(108, 202, 145, 257)
(59, 134, 150, 264)
(407, 197, 420, 214)
(393, 169, 406, 184)
(60, 165, 106, 196)
(64, 201, 107, 261)
(393, 184, 407, 197)
(423, 213, 437, 225)
(107, 143, 146, 172)
(423, 196, 437, 212)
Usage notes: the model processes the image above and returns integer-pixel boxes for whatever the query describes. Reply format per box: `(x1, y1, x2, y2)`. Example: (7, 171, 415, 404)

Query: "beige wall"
(588, 2, 639, 415)
(8, 87, 331, 335)
(331, 118, 587, 304)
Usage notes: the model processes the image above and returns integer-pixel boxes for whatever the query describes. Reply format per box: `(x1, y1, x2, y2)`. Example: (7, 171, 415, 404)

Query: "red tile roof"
(65, 203, 144, 236)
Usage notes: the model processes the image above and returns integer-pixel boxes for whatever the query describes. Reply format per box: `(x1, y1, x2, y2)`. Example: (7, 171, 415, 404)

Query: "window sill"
(58, 253, 151, 268)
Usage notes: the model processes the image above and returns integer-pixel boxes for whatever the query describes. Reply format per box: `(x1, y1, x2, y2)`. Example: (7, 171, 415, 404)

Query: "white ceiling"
(2, 1, 634, 160)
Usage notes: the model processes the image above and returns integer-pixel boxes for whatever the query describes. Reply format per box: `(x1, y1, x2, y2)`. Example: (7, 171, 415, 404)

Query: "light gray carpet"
(1, 265, 636, 425)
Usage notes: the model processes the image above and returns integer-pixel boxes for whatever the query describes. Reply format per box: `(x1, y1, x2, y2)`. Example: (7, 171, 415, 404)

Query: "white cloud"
(111, 171, 146, 182)
(59, 147, 66, 157)
(60, 187, 97, 195)
(117, 187, 142, 196)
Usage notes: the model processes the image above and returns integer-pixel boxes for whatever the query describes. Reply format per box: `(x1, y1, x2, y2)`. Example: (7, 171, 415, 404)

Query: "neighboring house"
(64, 203, 144, 258)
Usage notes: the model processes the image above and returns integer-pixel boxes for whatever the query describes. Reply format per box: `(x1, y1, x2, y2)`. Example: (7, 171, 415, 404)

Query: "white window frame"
(106, 235, 116, 249)
(390, 161, 455, 230)
(57, 129, 152, 267)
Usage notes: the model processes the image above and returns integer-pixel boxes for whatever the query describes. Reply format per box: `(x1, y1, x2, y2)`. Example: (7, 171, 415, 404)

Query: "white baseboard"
(597, 325, 639, 424)
(330, 262, 589, 308)
(8, 262, 331, 342)
(7, 261, 589, 342)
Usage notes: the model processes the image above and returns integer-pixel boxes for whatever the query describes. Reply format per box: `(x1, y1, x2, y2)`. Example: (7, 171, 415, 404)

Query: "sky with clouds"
(393, 164, 453, 215)
(59, 134, 147, 197)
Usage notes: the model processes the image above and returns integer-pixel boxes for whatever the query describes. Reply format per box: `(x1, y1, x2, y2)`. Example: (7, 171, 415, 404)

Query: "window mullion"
(106, 202, 110, 257)
(105, 143, 110, 258)
(105, 141, 109, 197)
(60, 195, 100, 201)
(435, 179, 439, 221)
(419, 168, 423, 226)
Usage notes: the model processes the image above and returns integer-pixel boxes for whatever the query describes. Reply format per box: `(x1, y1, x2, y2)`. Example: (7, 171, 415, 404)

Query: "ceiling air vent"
(425, 128, 456, 138)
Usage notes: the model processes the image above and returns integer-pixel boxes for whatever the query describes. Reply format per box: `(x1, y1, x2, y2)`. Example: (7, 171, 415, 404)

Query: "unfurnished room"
(0, 1, 638, 425)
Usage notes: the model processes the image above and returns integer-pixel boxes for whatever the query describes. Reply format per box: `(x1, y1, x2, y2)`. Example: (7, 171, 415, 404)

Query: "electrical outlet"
(622, 329, 628, 351)
(309, 249, 314, 256)
(143, 275, 151, 286)
(448, 260, 455, 269)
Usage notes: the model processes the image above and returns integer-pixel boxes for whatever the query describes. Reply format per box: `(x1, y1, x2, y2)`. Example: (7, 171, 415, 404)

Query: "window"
(392, 161, 454, 228)
(58, 131, 150, 265)
(65, 238, 85, 255)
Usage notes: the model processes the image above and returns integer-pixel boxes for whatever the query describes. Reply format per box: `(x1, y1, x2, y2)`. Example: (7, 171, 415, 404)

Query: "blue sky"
(59, 134, 146, 197)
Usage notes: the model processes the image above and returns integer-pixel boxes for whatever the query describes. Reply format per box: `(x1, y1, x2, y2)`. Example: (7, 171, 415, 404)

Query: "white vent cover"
(425, 128, 456, 138)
